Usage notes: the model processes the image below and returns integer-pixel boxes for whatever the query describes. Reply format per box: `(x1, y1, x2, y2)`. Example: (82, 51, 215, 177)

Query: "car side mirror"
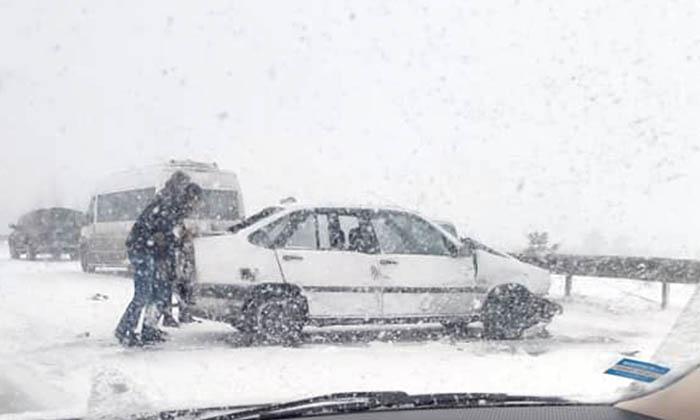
(456, 238, 475, 257)
(443, 236, 465, 258)
(457, 245, 473, 257)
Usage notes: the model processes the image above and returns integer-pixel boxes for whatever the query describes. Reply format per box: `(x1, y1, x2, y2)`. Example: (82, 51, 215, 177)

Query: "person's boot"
(162, 312, 180, 328)
(115, 330, 142, 347)
(141, 326, 168, 344)
(179, 307, 195, 323)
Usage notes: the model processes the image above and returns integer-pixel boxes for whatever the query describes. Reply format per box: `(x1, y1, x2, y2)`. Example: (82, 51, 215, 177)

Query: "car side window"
(372, 215, 409, 254)
(282, 212, 317, 250)
(315, 209, 379, 254)
(344, 213, 379, 254)
(372, 211, 454, 256)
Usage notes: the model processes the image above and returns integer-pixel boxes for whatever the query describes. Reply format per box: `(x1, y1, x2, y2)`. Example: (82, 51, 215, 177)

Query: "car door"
(370, 210, 478, 317)
(274, 209, 382, 319)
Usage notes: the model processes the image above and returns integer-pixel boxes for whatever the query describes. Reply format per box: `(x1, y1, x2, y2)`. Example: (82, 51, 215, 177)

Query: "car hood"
(474, 249, 552, 295)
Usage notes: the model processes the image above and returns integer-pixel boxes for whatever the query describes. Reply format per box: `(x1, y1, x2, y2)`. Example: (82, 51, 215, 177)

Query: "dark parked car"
(8, 207, 85, 260)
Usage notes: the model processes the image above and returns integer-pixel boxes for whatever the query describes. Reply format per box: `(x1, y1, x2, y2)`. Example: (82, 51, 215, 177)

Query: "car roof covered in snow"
(221, 202, 465, 249)
(269, 202, 457, 232)
(276, 201, 414, 213)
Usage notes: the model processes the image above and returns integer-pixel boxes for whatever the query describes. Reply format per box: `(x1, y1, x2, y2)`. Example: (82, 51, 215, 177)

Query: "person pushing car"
(114, 171, 202, 346)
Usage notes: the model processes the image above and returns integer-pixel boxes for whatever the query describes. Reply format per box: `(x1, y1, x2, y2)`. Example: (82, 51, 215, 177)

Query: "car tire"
(9, 245, 20, 259)
(481, 283, 535, 340)
(245, 296, 306, 346)
(26, 246, 37, 261)
(80, 246, 95, 273)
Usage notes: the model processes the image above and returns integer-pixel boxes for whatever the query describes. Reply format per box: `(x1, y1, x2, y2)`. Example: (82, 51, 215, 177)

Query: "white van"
(79, 160, 244, 272)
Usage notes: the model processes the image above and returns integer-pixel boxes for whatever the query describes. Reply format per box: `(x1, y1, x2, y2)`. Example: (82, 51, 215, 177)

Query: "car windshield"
(2, 2, 699, 419)
(228, 206, 284, 234)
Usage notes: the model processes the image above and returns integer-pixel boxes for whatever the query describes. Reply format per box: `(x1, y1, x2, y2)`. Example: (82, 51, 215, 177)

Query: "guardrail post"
(565, 274, 573, 297)
(661, 282, 670, 310)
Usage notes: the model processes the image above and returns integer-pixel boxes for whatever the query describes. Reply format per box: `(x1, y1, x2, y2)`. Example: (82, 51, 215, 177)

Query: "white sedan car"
(191, 204, 562, 343)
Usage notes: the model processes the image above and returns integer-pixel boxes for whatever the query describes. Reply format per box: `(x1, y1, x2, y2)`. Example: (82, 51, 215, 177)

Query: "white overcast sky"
(0, 0, 699, 257)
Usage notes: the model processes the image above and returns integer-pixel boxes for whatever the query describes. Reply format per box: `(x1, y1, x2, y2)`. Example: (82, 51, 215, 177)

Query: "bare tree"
(523, 231, 560, 256)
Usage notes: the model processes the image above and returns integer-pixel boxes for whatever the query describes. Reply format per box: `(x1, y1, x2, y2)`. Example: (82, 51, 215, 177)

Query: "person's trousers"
(143, 258, 174, 328)
(115, 251, 156, 338)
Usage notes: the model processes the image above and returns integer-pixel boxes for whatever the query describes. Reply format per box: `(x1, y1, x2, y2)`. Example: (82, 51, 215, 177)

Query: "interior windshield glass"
(228, 206, 283, 233)
(1, 1, 698, 419)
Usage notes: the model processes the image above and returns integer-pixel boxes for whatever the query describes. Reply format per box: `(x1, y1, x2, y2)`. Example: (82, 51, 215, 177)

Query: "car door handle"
(379, 259, 398, 265)
(282, 254, 303, 261)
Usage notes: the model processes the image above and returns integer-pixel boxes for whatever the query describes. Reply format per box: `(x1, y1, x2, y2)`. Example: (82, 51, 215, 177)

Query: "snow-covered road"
(0, 241, 694, 419)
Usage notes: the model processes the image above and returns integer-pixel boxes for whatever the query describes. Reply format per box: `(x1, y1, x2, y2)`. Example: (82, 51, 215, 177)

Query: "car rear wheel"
(481, 283, 535, 340)
(9, 245, 20, 259)
(26, 247, 37, 261)
(245, 297, 306, 346)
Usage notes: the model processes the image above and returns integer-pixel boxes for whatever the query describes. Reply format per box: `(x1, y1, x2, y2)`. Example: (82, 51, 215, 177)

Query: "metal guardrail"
(512, 253, 700, 309)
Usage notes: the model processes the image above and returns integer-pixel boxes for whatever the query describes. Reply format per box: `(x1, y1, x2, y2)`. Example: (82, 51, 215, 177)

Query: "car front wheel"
(481, 283, 537, 340)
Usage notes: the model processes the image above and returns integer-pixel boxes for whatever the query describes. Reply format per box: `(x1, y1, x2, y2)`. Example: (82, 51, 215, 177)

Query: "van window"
(192, 189, 239, 221)
(96, 188, 156, 222)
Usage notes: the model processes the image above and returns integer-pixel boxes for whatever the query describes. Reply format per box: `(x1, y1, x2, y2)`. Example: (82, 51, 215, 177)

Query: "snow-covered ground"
(0, 241, 696, 419)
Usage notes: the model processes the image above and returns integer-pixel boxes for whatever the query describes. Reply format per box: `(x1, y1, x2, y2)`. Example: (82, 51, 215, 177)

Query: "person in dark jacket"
(114, 171, 200, 346)
(143, 182, 202, 333)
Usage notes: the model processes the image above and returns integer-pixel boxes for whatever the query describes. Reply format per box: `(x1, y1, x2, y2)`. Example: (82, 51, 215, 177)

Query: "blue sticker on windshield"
(605, 358, 670, 383)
